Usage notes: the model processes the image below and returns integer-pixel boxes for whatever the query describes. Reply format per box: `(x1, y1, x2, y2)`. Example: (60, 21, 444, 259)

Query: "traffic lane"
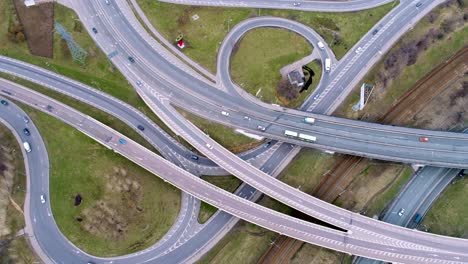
(385, 167, 449, 226)
(164, 93, 468, 168)
(268, 116, 468, 152)
(403, 168, 460, 228)
(156, 0, 394, 12)
(192, 111, 468, 167)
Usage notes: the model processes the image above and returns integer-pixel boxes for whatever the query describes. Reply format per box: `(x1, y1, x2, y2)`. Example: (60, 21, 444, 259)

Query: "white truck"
(298, 133, 317, 142)
(325, 58, 331, 72)
(284, 130, 298, 138)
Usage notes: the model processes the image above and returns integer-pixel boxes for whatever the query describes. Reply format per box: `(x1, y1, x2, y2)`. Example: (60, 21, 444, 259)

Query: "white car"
(205, 143, 213, 150)
(221, 111, 230, 116)
(355, 47, 363, 54)
(244, 116, 251, 120)
(293, 2, 301, 6)
(40, 195, 46, 204)
(398, 208, 405, 217)
(317, 41, 325, 50)
(313, 94, 320, 100)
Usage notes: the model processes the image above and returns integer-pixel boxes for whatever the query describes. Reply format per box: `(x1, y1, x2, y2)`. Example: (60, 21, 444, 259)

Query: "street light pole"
(227, 18, 233, 32)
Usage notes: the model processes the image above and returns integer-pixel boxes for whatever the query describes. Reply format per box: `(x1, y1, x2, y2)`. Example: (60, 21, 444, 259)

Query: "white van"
(325, 58, 331, 72)
(317, 41, 325, 50)
(23, 142, 31, 153)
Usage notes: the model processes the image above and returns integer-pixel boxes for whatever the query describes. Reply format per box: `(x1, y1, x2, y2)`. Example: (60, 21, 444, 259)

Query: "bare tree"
(277, 79, 298, 101)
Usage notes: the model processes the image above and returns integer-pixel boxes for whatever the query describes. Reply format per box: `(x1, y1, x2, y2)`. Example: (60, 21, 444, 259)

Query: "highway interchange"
(0, 0, 467, 263)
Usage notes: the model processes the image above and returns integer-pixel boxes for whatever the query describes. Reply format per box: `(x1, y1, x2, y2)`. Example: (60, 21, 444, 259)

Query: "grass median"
(17, 104, 181, 256)
(422, 176, 468, 238)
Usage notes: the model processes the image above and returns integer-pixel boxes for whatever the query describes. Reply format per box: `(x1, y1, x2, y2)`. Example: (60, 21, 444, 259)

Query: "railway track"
(257, 46, 468, 264)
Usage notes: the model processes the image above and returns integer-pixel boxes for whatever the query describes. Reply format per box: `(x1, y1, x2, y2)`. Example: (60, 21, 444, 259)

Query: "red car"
(419, 137, 429, 142)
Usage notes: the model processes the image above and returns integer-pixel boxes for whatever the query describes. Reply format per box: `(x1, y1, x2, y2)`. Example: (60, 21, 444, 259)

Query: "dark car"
(92, 27, 98, 34)
(23, 128, 30, 136)
(137, 125, 145, 131)
(190, 155, 199, 160)
(416, 2, 422, 7)
(1, 100, 8, 106)
(372, 29, 378, 35)
(128, 56, 135, 63)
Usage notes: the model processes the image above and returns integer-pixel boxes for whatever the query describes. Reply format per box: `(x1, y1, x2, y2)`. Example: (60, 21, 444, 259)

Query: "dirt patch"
(76, 167, 143, 240)
(412, 76, 468, 130)
(335, 162, 405, 212)
(12, 0, 54, 58)
(291, 243, 343, 264)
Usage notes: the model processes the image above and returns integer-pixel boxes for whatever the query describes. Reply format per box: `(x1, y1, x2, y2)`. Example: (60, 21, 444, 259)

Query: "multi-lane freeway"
(3, 0, 468, 263)
(8, 79, 468, 263)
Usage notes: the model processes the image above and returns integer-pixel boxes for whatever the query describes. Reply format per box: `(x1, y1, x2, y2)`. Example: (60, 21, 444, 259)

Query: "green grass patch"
(136, 0, 396, 73)
(364, 166, 413, 217)
(422, 176, 468, 238)
(0, 2, 175, 137)
(277, 148, 335, 193)
(197, 221, 277, 264)
(177, 107, 261, 153)
(334, 3, 467, 120)
(18, 104, 181, 256)
(198, 176, 242, 223)
(230, 28, 312, 106)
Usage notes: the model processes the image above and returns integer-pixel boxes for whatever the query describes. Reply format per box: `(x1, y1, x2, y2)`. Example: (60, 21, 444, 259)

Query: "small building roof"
(287, 70, 304, 87)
